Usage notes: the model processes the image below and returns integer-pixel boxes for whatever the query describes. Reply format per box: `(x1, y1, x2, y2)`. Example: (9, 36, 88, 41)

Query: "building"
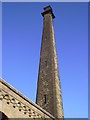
(0, 5, 64, 120)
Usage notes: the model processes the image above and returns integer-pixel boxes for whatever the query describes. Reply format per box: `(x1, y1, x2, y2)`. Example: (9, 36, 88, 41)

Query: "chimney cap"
(41, 5, 55, 19)
(43, 5, 52, 10)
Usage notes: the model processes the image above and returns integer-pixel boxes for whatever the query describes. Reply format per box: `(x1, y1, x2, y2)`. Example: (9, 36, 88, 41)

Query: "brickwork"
(36, 6, 64, 118)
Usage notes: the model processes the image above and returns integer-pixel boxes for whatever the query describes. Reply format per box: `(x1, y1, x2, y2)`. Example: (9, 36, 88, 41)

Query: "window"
(44, 95, 46, 104)
(45, 61, 47, 66)
(0, 111, 8, 120)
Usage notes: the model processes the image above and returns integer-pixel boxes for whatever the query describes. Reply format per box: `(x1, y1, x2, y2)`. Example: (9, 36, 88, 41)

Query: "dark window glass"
(0, 111, 8, 120)
(44, 95, 46, 104)
(45, 61, 47, 66)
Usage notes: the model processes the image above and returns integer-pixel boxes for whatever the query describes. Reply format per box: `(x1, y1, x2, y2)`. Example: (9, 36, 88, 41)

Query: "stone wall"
(0, 78, 55, 119)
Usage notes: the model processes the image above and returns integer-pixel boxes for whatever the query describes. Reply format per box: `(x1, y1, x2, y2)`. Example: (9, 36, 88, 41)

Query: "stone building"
(0, 5, 64, 120)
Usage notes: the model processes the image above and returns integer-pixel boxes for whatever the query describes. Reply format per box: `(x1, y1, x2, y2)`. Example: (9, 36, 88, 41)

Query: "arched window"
(0, 111, 8, 120)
